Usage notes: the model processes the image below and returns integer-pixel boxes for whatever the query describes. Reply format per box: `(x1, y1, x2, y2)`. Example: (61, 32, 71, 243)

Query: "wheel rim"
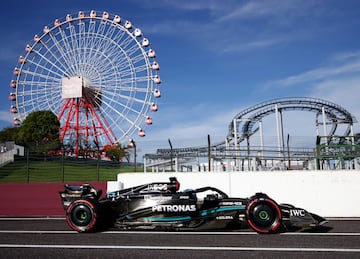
(258, 209, 269, 220)
(251, 204, 275, 227)
(78, 210, 88, 221)
(246, 198, 282, 233)
(71, 204, 93, 226)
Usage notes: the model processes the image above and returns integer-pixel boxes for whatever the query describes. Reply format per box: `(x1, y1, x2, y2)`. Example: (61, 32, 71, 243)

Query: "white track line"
(1, 230, 360, 236)
(0, 244, 359, 252)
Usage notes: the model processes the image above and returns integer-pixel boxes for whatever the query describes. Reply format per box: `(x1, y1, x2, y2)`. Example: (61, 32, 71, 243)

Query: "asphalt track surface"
(0, 218, 359, 258)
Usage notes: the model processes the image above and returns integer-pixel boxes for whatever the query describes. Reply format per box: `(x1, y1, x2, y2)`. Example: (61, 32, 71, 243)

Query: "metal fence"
(0, 150, 138, 183)
(142, 136, 360, 172)
(2, 135, 360, 183)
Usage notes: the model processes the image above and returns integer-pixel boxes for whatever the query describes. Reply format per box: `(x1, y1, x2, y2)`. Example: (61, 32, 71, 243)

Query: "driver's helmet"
(166, 177, 180, 193)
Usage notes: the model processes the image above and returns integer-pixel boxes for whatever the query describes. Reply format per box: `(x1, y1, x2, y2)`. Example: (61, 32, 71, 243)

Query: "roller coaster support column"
(275, 104, 285, 160)
(350, 126, 356, 170)
(322, 107, 328, 144)
(321, 106, 328, 170)
(208, 134, 211, 172)
(259, 120, 265, 167)
(233, 119, 241, 171)
(168, 139, 174, 171)
(225, 137, 230, 172)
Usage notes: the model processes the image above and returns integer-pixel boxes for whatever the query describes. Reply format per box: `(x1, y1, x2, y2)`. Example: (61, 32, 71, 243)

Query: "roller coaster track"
(145, 97, 357, 169)
(227, 97, 355, 143)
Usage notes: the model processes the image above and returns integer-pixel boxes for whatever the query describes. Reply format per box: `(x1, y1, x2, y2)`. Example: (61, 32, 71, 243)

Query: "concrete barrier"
(0, 182, 107, 217)
(110, 170, 360, 218)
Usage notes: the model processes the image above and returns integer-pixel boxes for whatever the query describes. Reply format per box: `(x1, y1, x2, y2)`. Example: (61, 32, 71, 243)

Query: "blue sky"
(1, 0, 360, 154)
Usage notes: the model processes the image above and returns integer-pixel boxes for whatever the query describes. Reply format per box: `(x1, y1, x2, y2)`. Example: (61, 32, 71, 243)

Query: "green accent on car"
(200, 206, 246, 216)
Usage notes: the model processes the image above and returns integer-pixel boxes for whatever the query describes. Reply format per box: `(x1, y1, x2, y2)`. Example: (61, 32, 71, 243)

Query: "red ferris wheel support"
(58, 95, 117, 156)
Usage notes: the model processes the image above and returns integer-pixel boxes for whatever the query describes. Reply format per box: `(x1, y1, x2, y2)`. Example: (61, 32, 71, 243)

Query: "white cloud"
(310, 77, 360, 133)
(218, 0, 321, 22)
(134, 105, 241, 156)
(328, 50, 360, 63)
(263, 50, 360, 133)
(220, 36, 288, 53)
(157, 0, 225, 12)
(143, 0, 329, 56)
(219, 1, 281, 21)
(146, 104, 239, 141)
(265, 51, 360, 88)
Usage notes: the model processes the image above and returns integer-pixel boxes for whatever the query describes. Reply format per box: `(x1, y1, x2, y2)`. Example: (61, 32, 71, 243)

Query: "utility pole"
(168, 139, 173, 171)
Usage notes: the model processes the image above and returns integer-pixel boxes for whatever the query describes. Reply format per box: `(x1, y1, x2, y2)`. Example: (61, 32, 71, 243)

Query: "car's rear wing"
(59, 184, 102, 210)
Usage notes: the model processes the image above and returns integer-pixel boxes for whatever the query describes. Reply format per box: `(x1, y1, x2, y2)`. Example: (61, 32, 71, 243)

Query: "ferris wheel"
(9, 10, 162, 154)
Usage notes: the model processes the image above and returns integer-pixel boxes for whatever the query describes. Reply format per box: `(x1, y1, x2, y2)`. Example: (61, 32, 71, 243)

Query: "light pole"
(129, 139, 137, 172)
(168, 139, 173, 171)
(207, 134, 211, 172)
(93, 139, 100, 181)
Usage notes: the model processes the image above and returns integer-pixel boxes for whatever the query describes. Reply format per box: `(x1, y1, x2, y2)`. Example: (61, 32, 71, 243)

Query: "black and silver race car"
(59, 177, 327, 233)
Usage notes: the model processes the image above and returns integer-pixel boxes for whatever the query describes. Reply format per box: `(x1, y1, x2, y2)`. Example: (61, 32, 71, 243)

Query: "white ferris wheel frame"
(10, 10, 162, 151)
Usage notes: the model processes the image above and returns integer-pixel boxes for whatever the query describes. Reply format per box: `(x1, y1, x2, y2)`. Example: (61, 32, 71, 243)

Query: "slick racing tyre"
(66, 199, 99, 233)
(245, 197, 282, 234)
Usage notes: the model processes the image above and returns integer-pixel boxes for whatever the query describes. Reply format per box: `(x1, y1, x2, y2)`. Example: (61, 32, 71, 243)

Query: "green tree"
(16, 110, 60, 152)
(103, 144, 129, 162)
(0, 126, 20, 142)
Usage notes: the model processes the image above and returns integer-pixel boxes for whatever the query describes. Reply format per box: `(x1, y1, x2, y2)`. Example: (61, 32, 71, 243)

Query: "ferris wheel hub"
(61, 76, 83, 99)
(61, 76, 93, 99)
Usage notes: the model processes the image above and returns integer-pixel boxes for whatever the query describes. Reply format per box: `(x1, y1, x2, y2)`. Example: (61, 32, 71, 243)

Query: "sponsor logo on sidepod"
(290, 209, 306, 217)
(152, 204, 197, 212)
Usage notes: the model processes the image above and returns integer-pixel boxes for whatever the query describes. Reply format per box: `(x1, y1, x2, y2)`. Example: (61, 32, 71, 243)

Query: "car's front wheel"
(66, 199, 98, 233)
(245, 197, 282, 234)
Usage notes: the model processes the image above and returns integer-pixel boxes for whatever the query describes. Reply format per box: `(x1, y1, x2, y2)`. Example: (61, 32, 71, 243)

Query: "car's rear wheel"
(66, 199, 98, 233)
(246, 197, 282, 234)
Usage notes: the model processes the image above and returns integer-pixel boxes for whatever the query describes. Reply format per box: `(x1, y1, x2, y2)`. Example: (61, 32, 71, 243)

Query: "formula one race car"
(59, 177, 327, 233)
